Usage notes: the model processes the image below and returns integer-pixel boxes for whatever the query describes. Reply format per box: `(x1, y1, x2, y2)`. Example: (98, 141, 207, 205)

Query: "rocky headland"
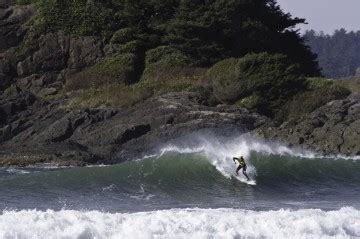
(1, 2, 359, 166)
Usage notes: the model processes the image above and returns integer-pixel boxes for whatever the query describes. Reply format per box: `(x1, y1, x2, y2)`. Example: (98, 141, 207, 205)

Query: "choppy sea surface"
(1, 135, 360, 238)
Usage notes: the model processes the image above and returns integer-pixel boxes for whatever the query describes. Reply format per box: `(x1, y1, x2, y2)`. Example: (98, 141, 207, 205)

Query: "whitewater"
(1, 134, 360, 238)
(1, 208, 359, 238)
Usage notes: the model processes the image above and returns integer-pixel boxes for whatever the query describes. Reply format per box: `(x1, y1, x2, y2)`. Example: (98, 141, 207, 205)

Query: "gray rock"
(256, 93, 360, 156)
(67, 36, 103, 69)
(16, 74, 35, 91)
(32, 32, 70, 72)
(0, 0, 14, 8)
(0, 5, 34, 53)
(0, 92, 269, 165)
(36, 116, 72, 142)
(17, 56, 35, 76)
(37, 87, 58, 97)
(0, 58, 14, 90)
(16, 73, 61, 96)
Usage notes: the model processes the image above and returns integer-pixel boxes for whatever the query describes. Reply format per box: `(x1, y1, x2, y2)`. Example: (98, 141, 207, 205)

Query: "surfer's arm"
(233, 157, 239, 164)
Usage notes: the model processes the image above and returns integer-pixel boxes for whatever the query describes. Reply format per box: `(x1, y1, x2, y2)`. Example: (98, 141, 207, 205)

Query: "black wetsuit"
(233, 157, 250, 180)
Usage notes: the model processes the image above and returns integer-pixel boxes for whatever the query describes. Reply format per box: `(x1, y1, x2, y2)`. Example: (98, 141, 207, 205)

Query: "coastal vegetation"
(13, 0, 347, 121)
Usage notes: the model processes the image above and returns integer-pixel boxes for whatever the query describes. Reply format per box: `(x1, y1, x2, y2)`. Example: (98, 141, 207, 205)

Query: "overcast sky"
(276, 0, 360, 34)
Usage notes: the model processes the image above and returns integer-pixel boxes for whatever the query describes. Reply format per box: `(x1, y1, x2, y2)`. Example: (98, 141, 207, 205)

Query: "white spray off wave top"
(157, 133, 357, 182)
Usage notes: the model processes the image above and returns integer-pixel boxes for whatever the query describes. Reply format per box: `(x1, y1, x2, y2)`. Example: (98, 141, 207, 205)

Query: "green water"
(1, 152, 360, 212)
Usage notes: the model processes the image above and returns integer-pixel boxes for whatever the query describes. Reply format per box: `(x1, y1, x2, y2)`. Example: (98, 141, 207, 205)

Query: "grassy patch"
(64, 84, 151, 109)
(336, 77, 360, 93)
(138, 68, 203, 96)
(65, 54, 140, 91)
(306, 77, 334, 90)
(276, 84, 351, 122)
(235, 94, 266, 112)
(64, 75, 202, 109)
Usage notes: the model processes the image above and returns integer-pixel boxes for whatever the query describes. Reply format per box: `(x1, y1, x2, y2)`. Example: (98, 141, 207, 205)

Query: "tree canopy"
(304, 29, 360, 78)
(19, 0, 320, 76)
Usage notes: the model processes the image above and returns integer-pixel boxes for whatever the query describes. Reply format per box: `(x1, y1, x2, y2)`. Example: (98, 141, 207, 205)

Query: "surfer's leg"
(236, 165, 242, 175)
(243, 168, 250, 181)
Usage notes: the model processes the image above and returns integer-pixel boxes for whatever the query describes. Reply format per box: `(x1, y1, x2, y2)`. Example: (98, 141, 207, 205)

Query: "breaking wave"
(1, 207, 359, 239)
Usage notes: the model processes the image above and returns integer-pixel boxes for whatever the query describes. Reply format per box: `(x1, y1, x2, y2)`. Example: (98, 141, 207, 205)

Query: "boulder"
(37, 87, 58, 97)
(17, 56, 35, 76)
(32, 32, 70, 72)
(67, 36, 103, 69)
(36, 116, 73, 142)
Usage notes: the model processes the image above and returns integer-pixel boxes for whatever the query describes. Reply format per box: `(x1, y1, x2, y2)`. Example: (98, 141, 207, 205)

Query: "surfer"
(233, 156, 250, 181)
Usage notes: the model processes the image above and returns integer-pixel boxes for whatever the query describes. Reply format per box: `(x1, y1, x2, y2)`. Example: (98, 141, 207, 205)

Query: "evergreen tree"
(24, 0, 320, 76)
(304, 29, 360, 78)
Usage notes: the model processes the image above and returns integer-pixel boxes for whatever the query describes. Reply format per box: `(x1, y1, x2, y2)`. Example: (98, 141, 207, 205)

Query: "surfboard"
(231, 174, 257, 185)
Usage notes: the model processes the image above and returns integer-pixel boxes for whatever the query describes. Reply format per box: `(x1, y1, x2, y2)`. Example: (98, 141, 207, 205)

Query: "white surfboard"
(231, 174, 257, 185)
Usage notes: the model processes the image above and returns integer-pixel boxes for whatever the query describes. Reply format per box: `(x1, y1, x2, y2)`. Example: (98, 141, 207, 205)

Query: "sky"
(276, 0, 360, 34)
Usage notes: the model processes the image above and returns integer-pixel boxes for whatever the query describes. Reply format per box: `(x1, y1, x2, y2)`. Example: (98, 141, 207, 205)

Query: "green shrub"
(236, 94, 266, 112)
(145, 46, 190, 66)
(110, 28, 135, 44)
(202, 53, 305, 115)
(117, 40, 144, 55)
(201, 58, 242, 104)
(141, 46, 202, 93)
(65, 54, 139, 91)
(276, 84, 351, 122)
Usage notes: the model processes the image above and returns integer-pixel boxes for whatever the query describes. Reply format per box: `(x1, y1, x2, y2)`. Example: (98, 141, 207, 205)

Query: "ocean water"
(1, 135, 360, 238)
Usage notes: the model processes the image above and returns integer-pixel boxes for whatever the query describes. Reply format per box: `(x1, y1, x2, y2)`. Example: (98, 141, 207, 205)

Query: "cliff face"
(0, 3, 359, 166)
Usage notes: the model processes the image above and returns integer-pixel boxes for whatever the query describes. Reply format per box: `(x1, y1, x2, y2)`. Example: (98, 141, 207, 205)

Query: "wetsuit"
(233, 157, 250, 180)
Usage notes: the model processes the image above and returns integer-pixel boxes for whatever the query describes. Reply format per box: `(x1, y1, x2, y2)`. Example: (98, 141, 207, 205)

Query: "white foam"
(0, 207, 359, 239)
(5, 168, 30, 174)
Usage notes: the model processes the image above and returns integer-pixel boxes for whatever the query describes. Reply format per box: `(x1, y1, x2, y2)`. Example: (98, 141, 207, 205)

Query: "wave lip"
(1, 207, 359, 239)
